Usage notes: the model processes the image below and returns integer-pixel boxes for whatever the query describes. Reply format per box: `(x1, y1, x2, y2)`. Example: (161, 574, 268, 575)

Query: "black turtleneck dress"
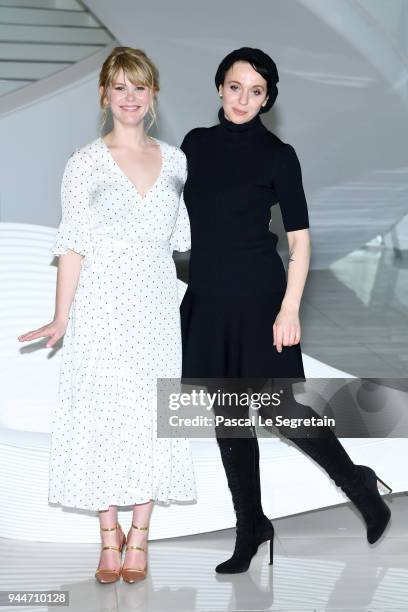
(180, 108, 310, 381)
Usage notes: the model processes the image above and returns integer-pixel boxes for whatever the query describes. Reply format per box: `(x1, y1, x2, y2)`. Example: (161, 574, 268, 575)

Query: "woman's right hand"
(17, 318, 69, 348)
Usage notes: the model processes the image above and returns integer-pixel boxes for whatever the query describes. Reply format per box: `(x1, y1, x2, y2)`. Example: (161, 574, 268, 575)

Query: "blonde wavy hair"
(99, 46, 160, 131)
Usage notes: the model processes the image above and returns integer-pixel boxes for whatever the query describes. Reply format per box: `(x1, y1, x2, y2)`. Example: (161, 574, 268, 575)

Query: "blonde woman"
(18, 47, 196, 583)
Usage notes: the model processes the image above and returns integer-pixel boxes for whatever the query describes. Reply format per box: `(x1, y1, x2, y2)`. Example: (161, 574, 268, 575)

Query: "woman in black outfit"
(180, 47, 392, 574)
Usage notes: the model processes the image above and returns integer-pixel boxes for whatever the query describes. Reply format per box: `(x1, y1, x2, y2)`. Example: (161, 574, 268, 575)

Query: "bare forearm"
(281, 231, 311, 311)
(53, 251, 83, 322)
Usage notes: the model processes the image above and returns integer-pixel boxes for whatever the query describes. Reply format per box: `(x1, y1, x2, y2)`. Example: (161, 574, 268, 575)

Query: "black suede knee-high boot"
(272, 385, 392, 544)
(215, 434, 274, 573)
(251, 435, 275, 539)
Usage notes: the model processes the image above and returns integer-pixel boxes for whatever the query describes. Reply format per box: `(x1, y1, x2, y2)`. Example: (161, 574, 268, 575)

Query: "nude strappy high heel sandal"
(95, 522, 126, 584)
(121, 523, 148, 583)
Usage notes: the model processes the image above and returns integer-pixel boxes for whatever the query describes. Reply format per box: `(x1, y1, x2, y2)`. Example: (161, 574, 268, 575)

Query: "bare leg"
(123, 500, 154, 572)
(96, 506, 125, 575)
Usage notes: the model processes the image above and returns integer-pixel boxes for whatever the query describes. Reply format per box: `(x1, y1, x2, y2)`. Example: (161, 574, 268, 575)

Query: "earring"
(219, 94, 223, 98)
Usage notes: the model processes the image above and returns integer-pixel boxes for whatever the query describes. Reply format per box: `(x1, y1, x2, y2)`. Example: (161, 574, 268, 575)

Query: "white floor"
(1, 493, 406, 611)
(2, 228, 407, 611)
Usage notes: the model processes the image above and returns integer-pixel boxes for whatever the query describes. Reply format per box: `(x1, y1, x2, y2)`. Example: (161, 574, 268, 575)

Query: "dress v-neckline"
(99, 136, 164, 201)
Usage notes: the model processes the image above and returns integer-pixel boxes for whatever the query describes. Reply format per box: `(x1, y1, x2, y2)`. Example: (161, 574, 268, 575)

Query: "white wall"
(0, 50, 109, 227)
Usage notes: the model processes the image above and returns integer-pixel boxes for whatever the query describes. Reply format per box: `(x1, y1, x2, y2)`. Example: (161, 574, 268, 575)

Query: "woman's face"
(219, 60, 269, 124)
(100, 68, 153, 127)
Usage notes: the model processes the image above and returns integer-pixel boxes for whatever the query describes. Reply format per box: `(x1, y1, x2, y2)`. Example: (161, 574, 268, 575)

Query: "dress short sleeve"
(274, 143, 310, 232)
(51, 149, 93, 258)
(169, 150, 191, 252)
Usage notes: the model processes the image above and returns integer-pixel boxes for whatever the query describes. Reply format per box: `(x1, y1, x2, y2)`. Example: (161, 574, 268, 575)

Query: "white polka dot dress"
(48, 137, 197, 512)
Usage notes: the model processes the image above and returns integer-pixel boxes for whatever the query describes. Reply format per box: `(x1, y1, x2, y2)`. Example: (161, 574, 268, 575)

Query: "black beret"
(214, 46, 279, 113)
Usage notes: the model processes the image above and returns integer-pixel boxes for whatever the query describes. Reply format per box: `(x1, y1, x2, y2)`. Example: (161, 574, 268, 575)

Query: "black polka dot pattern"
(48, 137, 197, 512)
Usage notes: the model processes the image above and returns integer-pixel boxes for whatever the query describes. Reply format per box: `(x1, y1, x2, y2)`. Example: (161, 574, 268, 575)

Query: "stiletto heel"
(95, 522, 126, 584)
(268, 532, 274, 565)
(376, 476, 392, 494)
(121, 523, 149, 583)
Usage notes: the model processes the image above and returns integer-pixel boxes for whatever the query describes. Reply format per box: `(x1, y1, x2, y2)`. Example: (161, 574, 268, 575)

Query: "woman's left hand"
(273, 306, 301, 352)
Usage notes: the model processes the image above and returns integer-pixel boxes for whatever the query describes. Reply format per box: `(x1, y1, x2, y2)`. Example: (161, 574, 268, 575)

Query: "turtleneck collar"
(217, 106, 264, 133)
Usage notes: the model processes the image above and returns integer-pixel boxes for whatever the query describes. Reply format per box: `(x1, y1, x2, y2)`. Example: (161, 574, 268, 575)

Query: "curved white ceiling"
(84, 0, 408, 267)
